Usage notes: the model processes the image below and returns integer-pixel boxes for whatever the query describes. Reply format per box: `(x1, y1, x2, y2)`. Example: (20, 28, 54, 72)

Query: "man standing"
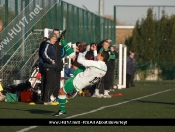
(42, 33, 58, 105)
(109, 46, 118, 91)
(52, 29, 65, 102)
(126, 51, 135, 88)
(96, 40, 116, 98)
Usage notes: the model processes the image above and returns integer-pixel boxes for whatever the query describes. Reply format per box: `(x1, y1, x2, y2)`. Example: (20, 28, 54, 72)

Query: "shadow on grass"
(1, 107, 55, 114)
(137, 100, 175, 105)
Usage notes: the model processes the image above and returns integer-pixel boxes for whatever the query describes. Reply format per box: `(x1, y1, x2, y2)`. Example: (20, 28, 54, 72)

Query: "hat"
(49, 33, 57, 39)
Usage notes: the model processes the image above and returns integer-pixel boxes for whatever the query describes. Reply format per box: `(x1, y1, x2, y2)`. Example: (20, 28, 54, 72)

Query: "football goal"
(117, 44, 127, 89)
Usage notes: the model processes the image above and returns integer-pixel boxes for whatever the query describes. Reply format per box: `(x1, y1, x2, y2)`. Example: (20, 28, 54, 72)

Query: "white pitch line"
(65, 88, 174, 119)
(16, 126, 38, 132)
(17, 88, 175, 132)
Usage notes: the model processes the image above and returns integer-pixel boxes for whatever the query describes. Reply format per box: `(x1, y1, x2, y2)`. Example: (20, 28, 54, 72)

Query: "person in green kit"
(94, 40, 116, 98)
(53, 31, 109, 116)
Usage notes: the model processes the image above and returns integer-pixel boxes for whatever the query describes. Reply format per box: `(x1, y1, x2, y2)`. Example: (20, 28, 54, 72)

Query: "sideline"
(17, 88, 174, 132)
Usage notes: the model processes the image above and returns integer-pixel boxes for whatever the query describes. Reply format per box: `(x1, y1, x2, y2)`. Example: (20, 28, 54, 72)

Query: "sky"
(63, 0, 175, 25)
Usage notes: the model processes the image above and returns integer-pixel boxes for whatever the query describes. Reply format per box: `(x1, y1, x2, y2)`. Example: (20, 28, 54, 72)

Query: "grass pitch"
(0, 84, 175, 132)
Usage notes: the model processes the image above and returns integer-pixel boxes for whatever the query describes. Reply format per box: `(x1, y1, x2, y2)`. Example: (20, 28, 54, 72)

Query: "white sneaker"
(91, 94, 98, 97)
(0, 95, 6, 102)
(44, 102, 59, 105)
(110, 89, 115, 91)
(103, 94, 111, 98)
(97, 94, 104, 98)
(44, 102, 52, 105)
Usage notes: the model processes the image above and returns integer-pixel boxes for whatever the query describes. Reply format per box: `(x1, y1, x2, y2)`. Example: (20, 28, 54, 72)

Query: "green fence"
(0, 0, 115, 66)
(0, 0, 115, 86)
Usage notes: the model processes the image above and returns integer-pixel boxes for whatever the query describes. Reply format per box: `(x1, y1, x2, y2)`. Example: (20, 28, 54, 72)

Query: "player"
(53, 31, 109, 116)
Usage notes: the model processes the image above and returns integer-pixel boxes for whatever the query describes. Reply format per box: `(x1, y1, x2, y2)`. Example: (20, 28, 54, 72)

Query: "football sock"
(58, 95, 66, 112)
(61, 40, 75, 58)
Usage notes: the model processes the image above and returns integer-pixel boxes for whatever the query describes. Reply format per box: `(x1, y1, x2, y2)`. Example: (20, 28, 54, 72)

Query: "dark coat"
(126, 56, 135, 75)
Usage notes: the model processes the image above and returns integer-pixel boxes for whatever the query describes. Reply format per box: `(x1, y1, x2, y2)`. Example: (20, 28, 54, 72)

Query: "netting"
(0, 29, 43, 86)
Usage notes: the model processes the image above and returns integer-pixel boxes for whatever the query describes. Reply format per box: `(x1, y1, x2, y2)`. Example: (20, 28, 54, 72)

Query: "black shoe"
(59, 29, 66, 40)
(53, 110, 66, 116)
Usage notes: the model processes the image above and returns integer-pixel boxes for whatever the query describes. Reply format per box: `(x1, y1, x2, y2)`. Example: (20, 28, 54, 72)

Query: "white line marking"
(17, 88, 175, 132)
(66, 88, 174, 119)
(16, 126, 38, 132)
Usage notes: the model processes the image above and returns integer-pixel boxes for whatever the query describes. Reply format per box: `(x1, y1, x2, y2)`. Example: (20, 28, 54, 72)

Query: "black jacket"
(126, 56, 135, 75)
(42, 41, 58, 68)
(55, 41, 65, 72)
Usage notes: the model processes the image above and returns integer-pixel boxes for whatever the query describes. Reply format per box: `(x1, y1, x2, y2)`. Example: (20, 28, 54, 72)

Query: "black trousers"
(126, 74, 132, 88)
(131, 73, 135, 86)
(104, 68, 112, 91)
(53, 71, 61, 98)
(43, 67, 57, 102)
(96, 77, 105, 94)
(89, 84, 96, 96)
(40, 72, 45, 100)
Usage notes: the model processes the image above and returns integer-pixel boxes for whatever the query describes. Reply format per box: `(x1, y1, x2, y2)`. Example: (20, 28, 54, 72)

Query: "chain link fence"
(0, 0, 115, 87)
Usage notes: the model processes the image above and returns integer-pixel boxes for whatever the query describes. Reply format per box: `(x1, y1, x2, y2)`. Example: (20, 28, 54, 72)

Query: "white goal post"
(117, 44, 127, 89)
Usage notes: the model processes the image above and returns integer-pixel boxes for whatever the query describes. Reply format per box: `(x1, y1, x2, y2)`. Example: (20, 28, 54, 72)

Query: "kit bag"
(6, 93, 19, 102)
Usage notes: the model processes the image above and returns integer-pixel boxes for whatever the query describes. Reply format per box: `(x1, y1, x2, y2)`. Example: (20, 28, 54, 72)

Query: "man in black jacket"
(42, 33, 58, 105)
(52, 29, 65, 103)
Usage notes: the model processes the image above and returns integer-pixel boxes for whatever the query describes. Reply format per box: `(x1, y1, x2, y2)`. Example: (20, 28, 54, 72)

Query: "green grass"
(1, 84, 175, 132)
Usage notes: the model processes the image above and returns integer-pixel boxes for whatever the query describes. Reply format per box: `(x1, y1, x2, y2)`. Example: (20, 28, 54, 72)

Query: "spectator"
(52, 29, 65, 103)
(109, 46, 118, 91)
(0, 20, 6, 102)
(97, 39, 112, 53)
(0, 20, 3, 68)
(126, 51, 135, 88)
(98, 40, 116, 98)
(129, 51, 136, 87)
(78, 42, 87, 54)
(85, 43, 98, 96)
(75, 42, 81, 55)
(0, 79, 6, 102)
(38, 37, 48, 101)
(94, 40, 116, 98)
(42, 33, 58, 105)
(39, 37, 48, 73)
